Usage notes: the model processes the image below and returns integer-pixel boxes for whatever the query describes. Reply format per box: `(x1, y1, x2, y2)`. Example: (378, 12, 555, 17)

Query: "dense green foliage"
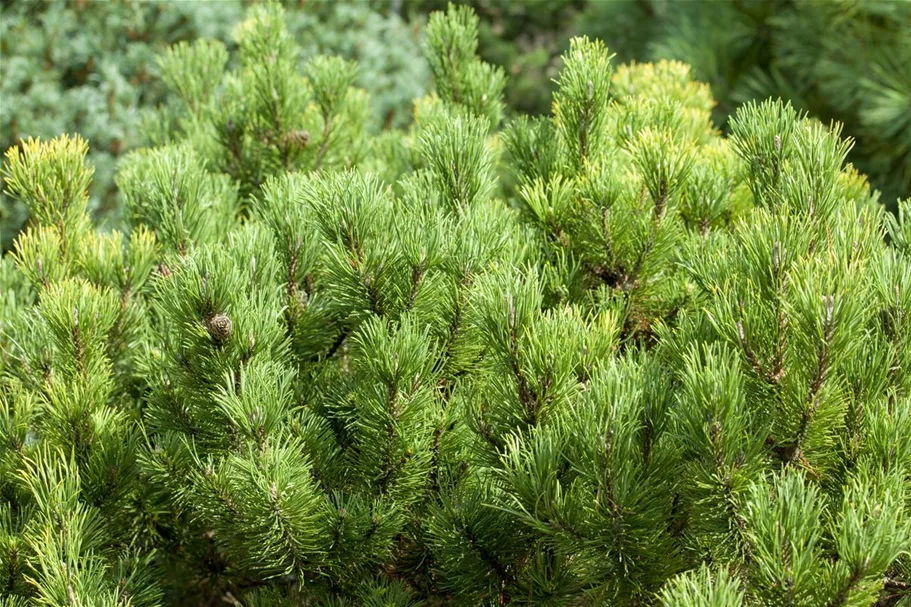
(0, 0, 426, 251)
(411, 0, 586, 115)
(2, 3, 911, 606)
(3, 0, 908, 253)
(581, 0, 911, 206)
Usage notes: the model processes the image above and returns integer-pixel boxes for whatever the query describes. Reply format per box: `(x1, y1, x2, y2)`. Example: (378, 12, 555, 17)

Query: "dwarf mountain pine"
(1, 4, 909, 606)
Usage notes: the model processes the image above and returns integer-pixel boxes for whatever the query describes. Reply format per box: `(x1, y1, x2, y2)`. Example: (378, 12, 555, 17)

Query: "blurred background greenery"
(2, 0, 909, 251)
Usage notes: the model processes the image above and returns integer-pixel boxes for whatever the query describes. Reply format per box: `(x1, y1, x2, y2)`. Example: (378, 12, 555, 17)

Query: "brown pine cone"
(205, 313, 233, 344)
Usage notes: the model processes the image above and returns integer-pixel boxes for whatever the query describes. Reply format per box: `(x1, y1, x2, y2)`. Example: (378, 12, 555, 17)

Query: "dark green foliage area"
(2, 3, 911, 606)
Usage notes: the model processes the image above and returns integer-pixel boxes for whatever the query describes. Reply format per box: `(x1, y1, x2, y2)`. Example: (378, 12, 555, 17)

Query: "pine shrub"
(0, 0, 427, 252)
(579, 0, 911, 206)
(410, 0, 587, 115)
(1, 4, 910, 606)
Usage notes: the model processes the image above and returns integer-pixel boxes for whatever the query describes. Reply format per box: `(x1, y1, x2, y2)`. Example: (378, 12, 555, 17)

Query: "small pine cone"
(285, 129, 310, 148)
(205, 313, 233, 344)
